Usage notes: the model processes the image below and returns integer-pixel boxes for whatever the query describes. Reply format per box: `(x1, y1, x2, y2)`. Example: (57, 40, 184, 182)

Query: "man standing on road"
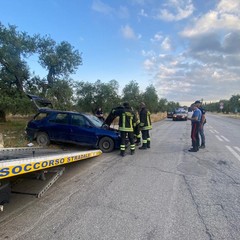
(194, 100, 206, 149)
(188, 103, 202, 152)
(139, 102, 152, 150)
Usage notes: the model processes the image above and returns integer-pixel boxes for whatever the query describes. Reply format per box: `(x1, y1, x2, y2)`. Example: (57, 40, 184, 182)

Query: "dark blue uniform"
(190, 107, 202, 152)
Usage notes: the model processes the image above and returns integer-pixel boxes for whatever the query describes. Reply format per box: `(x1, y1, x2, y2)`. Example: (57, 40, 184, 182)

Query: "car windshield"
(85, 114, 103, 127)
(34, 112, 49, 120)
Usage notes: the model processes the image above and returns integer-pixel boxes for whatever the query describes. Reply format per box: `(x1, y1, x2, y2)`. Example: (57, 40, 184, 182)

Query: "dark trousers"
(141, 130, 150, 145)
(191, 122, 200, 150)
(120, 131, 135, 151)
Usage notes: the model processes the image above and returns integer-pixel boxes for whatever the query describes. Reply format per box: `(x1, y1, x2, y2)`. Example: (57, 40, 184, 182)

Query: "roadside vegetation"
(0, 117, 30, 147)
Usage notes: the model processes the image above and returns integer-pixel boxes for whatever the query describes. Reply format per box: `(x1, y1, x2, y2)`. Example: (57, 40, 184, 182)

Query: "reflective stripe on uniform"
(120, 145, 125, 150)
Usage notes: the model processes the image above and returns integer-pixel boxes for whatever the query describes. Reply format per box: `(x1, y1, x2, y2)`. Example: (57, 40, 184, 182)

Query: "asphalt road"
(0, 113, 240, 240)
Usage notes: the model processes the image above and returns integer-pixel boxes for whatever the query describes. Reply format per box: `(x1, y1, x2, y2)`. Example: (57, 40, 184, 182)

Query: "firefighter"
(134, 120, 141, 146)
(112, 102, 138, 157)
(139, 102, 152, 150)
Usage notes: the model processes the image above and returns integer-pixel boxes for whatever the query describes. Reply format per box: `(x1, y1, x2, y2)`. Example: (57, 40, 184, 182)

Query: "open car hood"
(27, 94, 53, 110)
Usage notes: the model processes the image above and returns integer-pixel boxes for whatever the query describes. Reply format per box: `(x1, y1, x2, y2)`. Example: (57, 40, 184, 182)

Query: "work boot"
(188, 148, 198, 152)
(131, 149, 135, 155)
(120, 150, 125, 157)
(199, 144, 205, 149)
(139, 143, 147, 150)
(135, 138, 141, 146)
(147, 141, 150, 148)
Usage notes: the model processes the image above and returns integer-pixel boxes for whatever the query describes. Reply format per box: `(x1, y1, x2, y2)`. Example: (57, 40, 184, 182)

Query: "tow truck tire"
(36, 132, 50, 146)
(98, 137, 114, 153)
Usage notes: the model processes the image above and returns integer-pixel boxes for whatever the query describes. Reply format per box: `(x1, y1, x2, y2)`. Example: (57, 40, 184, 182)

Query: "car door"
(68, 113, 98, 146)
(46, 112, 71, 142)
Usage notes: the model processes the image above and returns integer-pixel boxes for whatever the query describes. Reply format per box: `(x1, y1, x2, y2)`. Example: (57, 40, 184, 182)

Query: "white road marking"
(215, 135, 223, 141)
(209, 130, 215, 133)
(234, 147, 240, 153)
(220, 136, 230, 142)
(226, 146, 240, 162)
(214, 130, 219, 134)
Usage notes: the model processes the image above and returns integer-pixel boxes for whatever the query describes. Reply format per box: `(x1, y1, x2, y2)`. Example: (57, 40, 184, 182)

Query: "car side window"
(71, 114, 86, 127)
(34, 112, 48, 120)
(50, 113, 68, 124)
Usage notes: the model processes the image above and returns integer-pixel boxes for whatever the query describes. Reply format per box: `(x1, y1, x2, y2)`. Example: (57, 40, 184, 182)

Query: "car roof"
(38, 108, 89, 115)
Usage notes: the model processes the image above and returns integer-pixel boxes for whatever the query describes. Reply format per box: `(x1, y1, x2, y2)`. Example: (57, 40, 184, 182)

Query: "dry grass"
(0, 117, 31, 148)
(151, 112, 167, 122)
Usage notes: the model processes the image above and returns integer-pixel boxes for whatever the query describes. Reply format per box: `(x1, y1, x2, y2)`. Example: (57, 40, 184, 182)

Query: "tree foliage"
(75, 80, 121, 113)
(142, 84, 159, 113)
(122, 80, 143, 110)
(0, 22, 82, 121)
(205, 95, 240, 113)
(38, 37, 82, 91)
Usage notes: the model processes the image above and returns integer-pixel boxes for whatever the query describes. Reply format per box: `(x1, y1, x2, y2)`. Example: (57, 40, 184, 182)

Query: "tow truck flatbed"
(0, 147, 102, 209)
(0, 147, 102, 180)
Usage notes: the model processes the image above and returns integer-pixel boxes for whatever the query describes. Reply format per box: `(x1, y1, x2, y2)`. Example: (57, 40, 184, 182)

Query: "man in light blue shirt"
(187, 103, 202, 152)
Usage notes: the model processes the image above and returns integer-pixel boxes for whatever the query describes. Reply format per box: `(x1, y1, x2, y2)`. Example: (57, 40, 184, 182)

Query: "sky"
(0, 0, 240, 106)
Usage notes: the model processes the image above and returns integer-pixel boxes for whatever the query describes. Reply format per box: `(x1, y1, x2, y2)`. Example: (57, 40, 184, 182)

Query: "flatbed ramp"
(11, 167, 65, 198)
(0, 147, 102, 210)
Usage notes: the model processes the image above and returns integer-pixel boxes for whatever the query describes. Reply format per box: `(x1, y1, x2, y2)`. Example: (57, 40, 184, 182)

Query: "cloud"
(143, 58, 155, 70)
(150, 33, 163, 42)
(91, 0, 113, 15)
(181, 0, 240, 37)
(121, 24, 140, 40)
(150, 33, 172, 51)
(161, 37, 172, 51)
(217, 0, 240, 14)
(153, 57, 240, 102)
(155, 0, 194, 21)
(92, 1, 130, 19)
(222, 32, 240, 54)
(141, 0, 240, 103)
(139, 9, 148, 17)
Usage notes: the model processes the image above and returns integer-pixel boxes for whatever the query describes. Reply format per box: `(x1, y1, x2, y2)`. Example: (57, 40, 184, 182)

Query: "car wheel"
(36, 132, 50, 146)
(98, 137, 114, 153)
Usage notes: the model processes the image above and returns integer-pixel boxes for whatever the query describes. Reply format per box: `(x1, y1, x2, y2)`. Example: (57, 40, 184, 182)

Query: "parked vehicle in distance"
(172, 109, 188, 121)
(26, 94, 121, 153)
(167, 111, 174, 118)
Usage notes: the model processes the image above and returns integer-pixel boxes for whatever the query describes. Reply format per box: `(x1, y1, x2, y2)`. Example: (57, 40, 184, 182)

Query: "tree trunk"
(0, 110, 6, 122)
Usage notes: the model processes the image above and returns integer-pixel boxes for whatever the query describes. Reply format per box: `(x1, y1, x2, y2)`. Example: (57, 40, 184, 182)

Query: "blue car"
(25, 95, 121, 153)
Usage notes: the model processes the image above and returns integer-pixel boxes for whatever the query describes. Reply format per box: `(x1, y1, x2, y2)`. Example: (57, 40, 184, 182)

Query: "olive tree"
(0, 22, 83, 121)
(0, 23, 38, 121)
